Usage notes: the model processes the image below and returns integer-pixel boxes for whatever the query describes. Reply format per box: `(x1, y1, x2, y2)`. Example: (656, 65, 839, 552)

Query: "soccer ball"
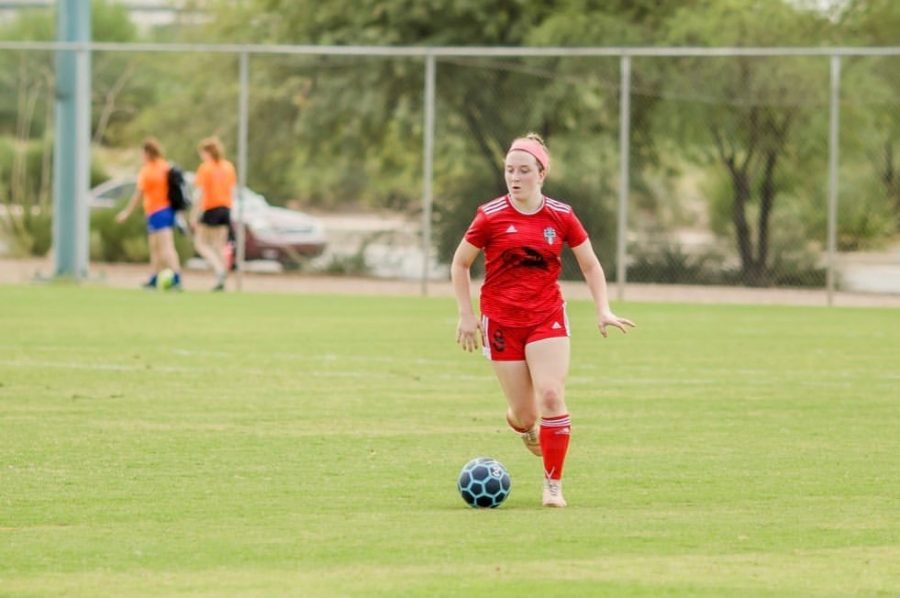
(156, 268, 176, 290)
(457, 457, 511, 508)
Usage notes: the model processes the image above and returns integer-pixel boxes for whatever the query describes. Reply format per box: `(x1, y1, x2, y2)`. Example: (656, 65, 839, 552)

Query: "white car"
(90, 175, 327, 262)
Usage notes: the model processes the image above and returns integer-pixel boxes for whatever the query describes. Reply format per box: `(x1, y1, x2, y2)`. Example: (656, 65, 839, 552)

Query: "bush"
(90, 199, 193, 263)
(626, 243, 826, 288)
(628, 244, 725, 285)
(0, 135, 111, 257)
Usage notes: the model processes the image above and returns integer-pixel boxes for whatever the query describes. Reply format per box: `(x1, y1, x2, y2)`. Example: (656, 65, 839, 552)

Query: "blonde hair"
(524, 132, 546, 147)
(198, 136, 225, 162)
(142, 137, 164, 160)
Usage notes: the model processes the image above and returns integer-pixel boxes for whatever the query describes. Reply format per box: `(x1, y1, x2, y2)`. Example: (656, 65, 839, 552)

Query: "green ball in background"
(157, 268, 176, 290)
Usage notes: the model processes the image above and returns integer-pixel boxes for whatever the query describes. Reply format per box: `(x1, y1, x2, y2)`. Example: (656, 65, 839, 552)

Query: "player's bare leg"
(145, 232, 162, 288)
(155, 228, 182, 289)
(492, 360, 541, 456)
(526, 337, 571, 507)
(194, 225, 227, 290)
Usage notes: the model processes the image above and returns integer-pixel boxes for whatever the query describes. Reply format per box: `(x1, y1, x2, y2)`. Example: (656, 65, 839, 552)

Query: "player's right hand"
(456, 314, 481, 352)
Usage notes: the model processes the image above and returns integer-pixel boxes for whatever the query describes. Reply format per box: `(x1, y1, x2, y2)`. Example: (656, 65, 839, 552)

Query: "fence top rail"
(0, 41, 898, 57)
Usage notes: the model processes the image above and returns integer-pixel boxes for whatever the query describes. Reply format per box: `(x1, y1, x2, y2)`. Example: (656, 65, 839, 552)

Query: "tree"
(661, 0, 830, 285)
(839, 0, 900, 222)
(0, 0, 137, 255)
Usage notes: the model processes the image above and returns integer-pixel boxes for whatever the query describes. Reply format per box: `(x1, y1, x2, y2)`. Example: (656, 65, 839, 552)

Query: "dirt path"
(2, 257, 898, 308)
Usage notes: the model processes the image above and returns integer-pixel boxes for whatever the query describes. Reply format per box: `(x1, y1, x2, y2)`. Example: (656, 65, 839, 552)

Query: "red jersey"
(465, 195, 589, 327)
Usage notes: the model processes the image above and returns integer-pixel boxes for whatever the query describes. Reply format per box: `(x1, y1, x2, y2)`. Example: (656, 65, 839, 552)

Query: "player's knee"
(512, 409, 537, 430)
(537, 385, 565, 413)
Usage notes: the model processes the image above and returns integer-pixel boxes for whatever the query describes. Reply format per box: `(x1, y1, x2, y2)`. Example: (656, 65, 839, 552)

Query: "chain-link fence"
(1, 43, 898, 301)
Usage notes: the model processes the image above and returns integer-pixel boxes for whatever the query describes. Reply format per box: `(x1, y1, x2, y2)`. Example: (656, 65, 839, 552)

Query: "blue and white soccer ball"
(457, 457, 511, 508)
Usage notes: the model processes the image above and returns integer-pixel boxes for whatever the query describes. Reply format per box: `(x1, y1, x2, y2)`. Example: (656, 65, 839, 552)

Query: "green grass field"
(0, 285, 897, 596)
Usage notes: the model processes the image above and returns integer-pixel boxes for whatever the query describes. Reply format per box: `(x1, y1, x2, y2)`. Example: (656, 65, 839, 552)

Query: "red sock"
(540, 414, 571, 480)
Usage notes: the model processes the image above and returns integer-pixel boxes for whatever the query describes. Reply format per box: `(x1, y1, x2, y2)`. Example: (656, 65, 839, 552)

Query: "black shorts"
(200, 206, 231, 227)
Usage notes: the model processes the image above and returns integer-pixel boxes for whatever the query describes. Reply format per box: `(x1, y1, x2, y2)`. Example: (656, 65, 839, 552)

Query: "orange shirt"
(137, 158, 170, 215)
(195, 159, 236, 211)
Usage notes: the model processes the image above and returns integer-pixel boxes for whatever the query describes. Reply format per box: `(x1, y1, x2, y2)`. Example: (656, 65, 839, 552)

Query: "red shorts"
(481, 304, 570, 361)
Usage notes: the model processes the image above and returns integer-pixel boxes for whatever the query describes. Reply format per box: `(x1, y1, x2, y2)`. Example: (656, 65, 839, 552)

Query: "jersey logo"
(551, 321, 562, 330)
(491, 329, 506, 352)
(544, 227, 557, 245)
(505, 225, 518, 233)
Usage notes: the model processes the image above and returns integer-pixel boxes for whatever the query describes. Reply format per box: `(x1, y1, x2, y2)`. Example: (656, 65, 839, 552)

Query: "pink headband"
(508, 138, 550, 172)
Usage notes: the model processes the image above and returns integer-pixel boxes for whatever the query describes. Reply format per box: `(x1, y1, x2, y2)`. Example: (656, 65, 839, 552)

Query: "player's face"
(504, 151, 545, 202)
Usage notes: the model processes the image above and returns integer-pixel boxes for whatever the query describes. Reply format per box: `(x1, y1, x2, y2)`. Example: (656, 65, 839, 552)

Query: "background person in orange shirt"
(190, 137, 236, 291)
(116, 138, 183, 290)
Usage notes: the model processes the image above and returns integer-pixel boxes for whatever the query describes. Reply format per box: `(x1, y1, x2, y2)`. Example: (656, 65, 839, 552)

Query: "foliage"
(89, 198, 193, 263)
(4, 0, 900, 277)
(654, 0, 832, 285)
(627, 242, 826, 288)
(0, 136, 109, 256)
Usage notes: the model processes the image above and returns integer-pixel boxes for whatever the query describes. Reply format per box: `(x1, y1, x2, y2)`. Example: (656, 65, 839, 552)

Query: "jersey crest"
(543, 227, 557, 245)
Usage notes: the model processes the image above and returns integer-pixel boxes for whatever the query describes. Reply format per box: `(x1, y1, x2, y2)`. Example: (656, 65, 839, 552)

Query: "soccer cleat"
(506, 412, 541, 456)
(520, 426, 542, 457)
(542, 479, 567, 508)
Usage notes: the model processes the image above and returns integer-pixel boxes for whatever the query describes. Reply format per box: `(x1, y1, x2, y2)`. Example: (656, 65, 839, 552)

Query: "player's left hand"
(597, 311, 635, 338)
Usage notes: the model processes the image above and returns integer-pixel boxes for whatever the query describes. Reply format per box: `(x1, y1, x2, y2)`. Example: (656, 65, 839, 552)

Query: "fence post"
(421, 52, 436, 296)
(235, 50, 249, 291)
(826, 54, 840, 306)
(52, 0, 90, 280)
(616, 53, 631, 301)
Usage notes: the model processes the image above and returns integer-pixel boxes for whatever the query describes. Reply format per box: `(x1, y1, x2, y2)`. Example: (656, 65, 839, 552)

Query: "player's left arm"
(571, 239, 636, 337)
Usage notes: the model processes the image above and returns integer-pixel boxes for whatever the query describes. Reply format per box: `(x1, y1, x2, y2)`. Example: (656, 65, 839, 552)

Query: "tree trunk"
(726, 160, 754, 277)
(460, 102, 504, 187)
(754, 148, 779, 286)
(883, 139, 899, 215)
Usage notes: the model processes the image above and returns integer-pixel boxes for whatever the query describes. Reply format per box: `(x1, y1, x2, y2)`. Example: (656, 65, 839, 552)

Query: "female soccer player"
(190, 136, 236, 291)
(116, 138, 183, 290)
(451, 133, 634, 508)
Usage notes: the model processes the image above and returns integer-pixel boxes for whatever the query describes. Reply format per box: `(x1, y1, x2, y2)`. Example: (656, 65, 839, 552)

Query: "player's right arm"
(116, 188, 142, 224)
(451, 239, 481, 352)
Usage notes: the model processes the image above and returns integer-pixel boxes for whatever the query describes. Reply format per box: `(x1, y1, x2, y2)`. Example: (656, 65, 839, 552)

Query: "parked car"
(90, 175, 327, 262)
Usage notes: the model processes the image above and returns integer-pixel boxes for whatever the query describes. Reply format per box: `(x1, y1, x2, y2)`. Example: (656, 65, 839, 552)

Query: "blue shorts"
(147, 207, 175, 233)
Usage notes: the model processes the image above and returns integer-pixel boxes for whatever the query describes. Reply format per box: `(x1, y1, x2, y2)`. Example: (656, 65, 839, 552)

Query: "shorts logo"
(491, 329, 506, 353)
(543, 227, 557, 245)
(551, 321, 562, 329)
(505, 225, 518, 233)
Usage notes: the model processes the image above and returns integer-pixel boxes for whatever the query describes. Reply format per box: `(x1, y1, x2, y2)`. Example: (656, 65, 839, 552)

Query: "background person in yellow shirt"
(190, 137, 236, 292)
(116, 138, 183, 290)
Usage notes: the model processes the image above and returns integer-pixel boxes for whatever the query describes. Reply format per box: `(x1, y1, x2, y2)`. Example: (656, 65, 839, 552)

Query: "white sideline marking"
(2, 360, 492, 382)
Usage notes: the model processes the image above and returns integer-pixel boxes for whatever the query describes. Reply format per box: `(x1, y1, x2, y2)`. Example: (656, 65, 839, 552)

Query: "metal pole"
(616, 54, 631, 301)
(236, 50, 249, 291)
(420, 53, 436, 296)
(6, 41, 900, 59)
(52, 0, 90, 280)
(826, 55, 840, 306)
